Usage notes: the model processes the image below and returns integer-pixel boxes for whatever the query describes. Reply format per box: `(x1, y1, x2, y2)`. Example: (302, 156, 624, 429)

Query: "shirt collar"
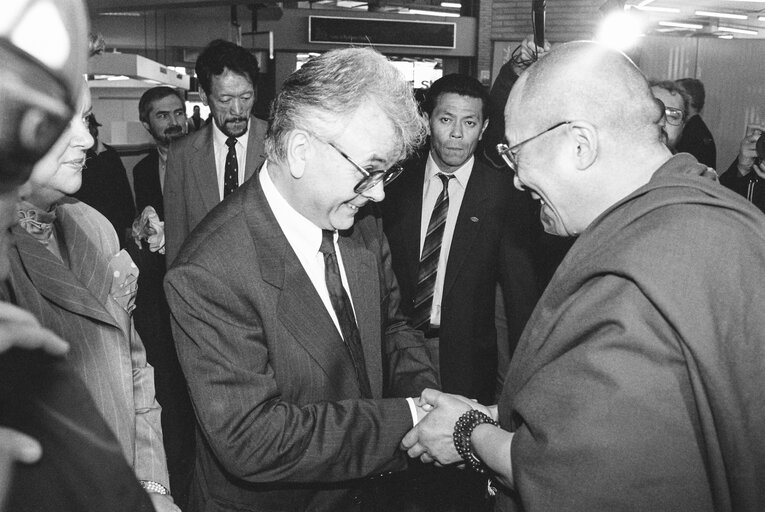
(259, 161, 323, 258)
(425, 152, 474, 189)
(212, 117, 251, 149)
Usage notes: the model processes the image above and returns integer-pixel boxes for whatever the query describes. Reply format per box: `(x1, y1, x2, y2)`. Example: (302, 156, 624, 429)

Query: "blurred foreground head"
(0, 0, 89, 191)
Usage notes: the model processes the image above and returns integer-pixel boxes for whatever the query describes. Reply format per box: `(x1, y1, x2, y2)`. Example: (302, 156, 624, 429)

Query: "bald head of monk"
(503, 41, 673, 236)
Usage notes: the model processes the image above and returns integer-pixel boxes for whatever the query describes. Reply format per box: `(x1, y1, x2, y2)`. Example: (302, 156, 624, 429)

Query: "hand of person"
(0, 303, 69, 356)
(149, 492, 182, 512)
(401, 388, 474, 466)
(738, 126, 763, 176)
(512, 34, 552, 75)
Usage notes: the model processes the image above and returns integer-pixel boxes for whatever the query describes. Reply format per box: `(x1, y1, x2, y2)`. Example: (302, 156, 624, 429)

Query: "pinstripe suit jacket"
(165, 171, 440, 511)
(163, 117, 267, 265)
(6, 198, 169, 488)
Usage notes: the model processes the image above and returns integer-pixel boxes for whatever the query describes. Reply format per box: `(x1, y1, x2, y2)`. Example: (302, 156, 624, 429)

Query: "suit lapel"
(442, 162, 488, 299)
(338, 231, 383, 398)
(12, 225, 119, 328)
(192, 125, 220, 213)
(244, 177, 362, 396)
(244, 118, 266, 181)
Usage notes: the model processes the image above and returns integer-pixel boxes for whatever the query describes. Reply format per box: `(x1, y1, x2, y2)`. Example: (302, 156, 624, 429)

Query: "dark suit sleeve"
(376, 218, 440, 397)
(163, 144, 186, 267)
(165, 260, 415, 484)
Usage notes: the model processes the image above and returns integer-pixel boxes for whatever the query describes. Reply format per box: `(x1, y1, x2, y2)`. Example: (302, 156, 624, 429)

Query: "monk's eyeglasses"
(496, 121, 572, 174)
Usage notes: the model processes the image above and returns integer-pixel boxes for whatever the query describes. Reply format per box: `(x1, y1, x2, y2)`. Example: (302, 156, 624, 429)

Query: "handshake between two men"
(403, 389, 515, 491)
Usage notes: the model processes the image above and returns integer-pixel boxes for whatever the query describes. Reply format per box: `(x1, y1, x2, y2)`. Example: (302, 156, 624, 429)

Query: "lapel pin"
(470, 216, 479, 223)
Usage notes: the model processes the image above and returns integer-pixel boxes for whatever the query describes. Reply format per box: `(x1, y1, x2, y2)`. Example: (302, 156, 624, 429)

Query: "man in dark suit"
(164, 47, 439, 512)
(164, 39, 267, 264)
(131, 85, 195, 509)
(382, 74, 537, 511)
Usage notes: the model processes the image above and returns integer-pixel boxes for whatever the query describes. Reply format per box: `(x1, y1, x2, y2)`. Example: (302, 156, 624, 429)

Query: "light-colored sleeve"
(129, 321, 171, 489)
(163, 144, 186, 267)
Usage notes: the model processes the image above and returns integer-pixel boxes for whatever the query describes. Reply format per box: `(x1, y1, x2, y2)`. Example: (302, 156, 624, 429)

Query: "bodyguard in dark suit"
(382, 74, 537, 511)
(165, 48, 439, 512)
(164, 39, 267, 265)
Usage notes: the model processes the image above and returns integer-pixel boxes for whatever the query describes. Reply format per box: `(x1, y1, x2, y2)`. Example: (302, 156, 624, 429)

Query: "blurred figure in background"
(650, 80, 690, 152)
(73, 112, 136, 247)
(676, 78, 716, 169)
(720, 125, 765, 214)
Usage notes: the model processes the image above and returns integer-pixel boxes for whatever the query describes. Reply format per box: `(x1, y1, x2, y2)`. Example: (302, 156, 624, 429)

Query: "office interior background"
(85, 0, 765, 176)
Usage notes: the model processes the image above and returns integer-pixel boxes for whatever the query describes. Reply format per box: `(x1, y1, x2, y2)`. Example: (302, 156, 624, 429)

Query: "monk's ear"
(286, 130, 310, 179)
(568, 121, 598, 171)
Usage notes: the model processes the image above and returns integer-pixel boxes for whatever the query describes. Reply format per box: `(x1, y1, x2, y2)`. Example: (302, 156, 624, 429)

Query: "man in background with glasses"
(650, 80, 690, 152)
(404, 41, 765, 511)
(164, 47, 439, 512)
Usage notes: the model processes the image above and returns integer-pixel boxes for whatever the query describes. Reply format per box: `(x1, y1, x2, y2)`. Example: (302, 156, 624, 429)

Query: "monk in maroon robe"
(403, 41, 765, 512)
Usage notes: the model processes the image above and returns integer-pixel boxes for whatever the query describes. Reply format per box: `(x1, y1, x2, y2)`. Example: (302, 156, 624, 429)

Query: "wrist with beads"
(452, 409, 498, 473)
(140, 480, 170, 495)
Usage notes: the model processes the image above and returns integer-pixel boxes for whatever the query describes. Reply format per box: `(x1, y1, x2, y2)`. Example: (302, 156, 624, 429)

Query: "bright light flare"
(596, 11, 644, 51)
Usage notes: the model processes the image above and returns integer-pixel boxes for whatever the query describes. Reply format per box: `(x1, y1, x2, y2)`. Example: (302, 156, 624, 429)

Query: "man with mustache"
(131, 85, 195, 509)
(133, 86, 188, 221)
(164, 39, 267, 265)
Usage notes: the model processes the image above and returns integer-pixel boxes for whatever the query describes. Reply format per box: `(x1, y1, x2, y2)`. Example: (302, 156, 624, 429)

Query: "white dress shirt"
(212, 119, 250, 200)
(419, 153, 474, 327)
(260, 163, 419, 423)
(260, 162, 355, 334)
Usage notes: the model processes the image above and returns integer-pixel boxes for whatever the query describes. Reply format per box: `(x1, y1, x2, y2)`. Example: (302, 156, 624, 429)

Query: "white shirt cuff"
(406, 397, 419, 426)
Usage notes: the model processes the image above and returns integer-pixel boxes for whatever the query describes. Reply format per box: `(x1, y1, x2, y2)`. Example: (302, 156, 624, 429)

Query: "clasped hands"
(402, 388, 496, 467)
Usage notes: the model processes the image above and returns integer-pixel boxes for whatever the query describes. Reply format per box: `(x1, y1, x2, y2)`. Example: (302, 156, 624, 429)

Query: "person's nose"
(231, 98, 246, 116)
(450, 123, 463, 139)
(73, 120, 94, 151)
(362, 180, 385, 203)
(513, 175, 526, 192)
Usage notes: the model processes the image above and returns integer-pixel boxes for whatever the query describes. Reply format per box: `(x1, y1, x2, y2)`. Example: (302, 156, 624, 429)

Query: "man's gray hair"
(266, 47, 427, 163)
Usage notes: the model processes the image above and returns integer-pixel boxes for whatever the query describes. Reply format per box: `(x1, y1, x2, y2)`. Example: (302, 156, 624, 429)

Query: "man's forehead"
(152, 95, 184, 113)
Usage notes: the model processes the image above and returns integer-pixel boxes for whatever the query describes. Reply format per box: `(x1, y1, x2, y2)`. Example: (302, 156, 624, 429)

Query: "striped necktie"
(412, 173, 454, 331)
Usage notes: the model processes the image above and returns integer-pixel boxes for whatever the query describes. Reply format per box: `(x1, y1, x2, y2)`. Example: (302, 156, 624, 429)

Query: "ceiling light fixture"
(407, 8, 460, 17)
(440, 2, 461, 8)
(658, 21, 703, 30)
(636, 5, 680, 13)
(718, 26, 758, 34)
(695, 11, 747, 20)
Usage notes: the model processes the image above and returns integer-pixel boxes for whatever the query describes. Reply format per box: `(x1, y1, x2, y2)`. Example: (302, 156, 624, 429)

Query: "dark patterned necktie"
(412, 173, 454, 331)
(224, 137, 238, 198)
(319, 230, 372, 398)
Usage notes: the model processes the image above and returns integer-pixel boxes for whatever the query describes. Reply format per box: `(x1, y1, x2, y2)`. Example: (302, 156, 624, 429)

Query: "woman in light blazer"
(5, 81, 179, 512)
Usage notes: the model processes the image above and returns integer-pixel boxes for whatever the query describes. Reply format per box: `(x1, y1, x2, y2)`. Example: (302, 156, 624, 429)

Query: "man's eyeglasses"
(654, 97, 684, 127)
(313, 135, 403, 194)
(495, 121, 571, 173)
(663, 106, 684, 127)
